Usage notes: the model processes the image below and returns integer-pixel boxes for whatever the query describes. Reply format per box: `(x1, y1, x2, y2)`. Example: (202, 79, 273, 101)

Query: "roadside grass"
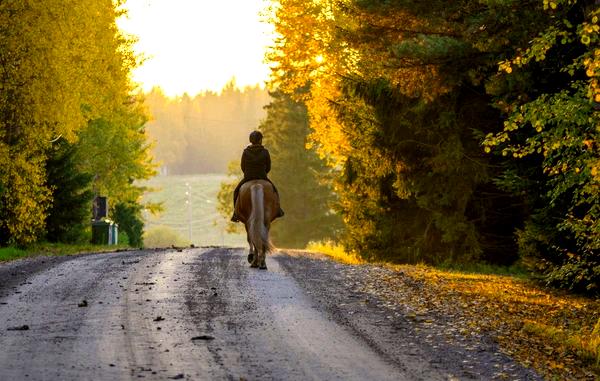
(305, 240, 363, 265)
(0, 247, 29, 262)
(303, 244, 599, 379)
(0, 242, 130, 262)
(306, 240, 528, 277)
(143, 225, 191, 248)
(522, 320, 600, 370)
(435, 261, 530, 278)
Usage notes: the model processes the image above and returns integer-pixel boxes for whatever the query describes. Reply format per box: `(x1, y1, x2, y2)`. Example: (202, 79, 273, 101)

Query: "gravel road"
(0, 248, 540, 380)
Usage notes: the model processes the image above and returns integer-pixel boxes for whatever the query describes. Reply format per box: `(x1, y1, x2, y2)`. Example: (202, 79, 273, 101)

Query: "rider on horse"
(231, 130, 284, 222)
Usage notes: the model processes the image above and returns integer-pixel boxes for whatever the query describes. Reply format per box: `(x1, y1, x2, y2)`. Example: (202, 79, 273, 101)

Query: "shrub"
(143, 225, 189, 248)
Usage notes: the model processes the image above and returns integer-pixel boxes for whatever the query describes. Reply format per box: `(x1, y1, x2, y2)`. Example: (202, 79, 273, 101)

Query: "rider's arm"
(241, 150, 247, 173)
(265, 149, 271, 174)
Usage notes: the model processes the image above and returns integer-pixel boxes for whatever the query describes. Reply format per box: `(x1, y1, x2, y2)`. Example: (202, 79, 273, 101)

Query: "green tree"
(0, 0, 149, 245)
(216, 161, 243, 235)
(45, 140, 94, 243)
(75, 96, 156, 206)
(113, 202, 144, 247)
(484, 0, 599, 292)
(260, 90, 342, 248)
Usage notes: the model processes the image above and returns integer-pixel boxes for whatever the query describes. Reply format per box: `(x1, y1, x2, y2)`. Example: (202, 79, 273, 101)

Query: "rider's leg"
(231, 182, 243, 222)
(267, 180, 285, 218)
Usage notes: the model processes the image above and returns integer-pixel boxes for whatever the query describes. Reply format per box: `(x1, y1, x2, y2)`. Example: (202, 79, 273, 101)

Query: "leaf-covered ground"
(296, 250, 599, 380)
(365, 265, 599, 380)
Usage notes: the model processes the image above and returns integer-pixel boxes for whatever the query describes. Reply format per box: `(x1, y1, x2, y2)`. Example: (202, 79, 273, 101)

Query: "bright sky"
(117, 0, 274, 96)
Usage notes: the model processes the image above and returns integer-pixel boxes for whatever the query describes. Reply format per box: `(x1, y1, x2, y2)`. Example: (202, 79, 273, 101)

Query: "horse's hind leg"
(259, 254, 267, 270)
(249, 237, 260, 268)
(258, 247, 267, 270)
(258, 223, 270, 270)
(249, 247, 258, 266)
(247, 243, 256, 265)
(245, 226, 255, 264)
(250, 251, 260, 268)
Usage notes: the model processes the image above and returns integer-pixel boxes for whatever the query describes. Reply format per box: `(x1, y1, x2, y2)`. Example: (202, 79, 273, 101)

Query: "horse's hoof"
(259, 265, 267, 270)
(247, 253, 254, 264)
(250, 263, 259, 268)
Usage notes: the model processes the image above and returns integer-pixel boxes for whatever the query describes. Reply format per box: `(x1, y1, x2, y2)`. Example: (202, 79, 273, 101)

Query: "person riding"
(231, 130, 284, 222)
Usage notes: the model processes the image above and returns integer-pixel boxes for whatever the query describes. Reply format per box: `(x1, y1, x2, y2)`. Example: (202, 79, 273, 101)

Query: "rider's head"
(249, 130, 263, 145)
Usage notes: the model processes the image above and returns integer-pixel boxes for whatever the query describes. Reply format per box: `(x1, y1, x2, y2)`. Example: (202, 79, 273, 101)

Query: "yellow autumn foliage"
(0, 0, 141, 245)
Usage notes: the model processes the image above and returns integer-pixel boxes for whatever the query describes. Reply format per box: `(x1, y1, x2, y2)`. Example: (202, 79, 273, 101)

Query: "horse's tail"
(249, 184, 273, 254)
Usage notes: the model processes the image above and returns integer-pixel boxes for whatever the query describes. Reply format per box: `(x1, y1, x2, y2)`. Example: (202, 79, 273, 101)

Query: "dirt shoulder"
(276, 250, 596, 380)
(0, 255, 76, 298)
(0, 249, 167, 299)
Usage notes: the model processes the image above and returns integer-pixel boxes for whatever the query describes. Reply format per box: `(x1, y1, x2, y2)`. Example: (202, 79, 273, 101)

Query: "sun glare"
(117, 0, 274, 96)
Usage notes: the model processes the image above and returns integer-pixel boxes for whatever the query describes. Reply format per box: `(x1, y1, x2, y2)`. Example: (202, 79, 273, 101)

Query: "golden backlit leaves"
(266, 0, 457, 171)
(0, 155, 51, 245)
(267, 0, 353, 166)
(499, 6, 599, 106)
(583, 48, 600, 104)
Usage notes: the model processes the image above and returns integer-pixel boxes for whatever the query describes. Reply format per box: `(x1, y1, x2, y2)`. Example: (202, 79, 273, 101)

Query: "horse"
(234, 180, 279, 269)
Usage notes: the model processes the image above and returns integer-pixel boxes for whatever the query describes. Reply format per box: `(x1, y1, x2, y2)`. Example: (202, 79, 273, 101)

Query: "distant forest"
(144, 81, 270, 174)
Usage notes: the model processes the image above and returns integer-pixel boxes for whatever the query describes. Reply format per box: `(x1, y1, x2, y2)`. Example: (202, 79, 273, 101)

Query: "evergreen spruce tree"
(45, 140, 94, 243)
(260, 90, 342, 248)
(113, 202, 144, 247)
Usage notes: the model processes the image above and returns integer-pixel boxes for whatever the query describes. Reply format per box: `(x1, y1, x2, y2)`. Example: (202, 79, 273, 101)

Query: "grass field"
(0, 243, 130, 262)
(141, 174, 246, 247)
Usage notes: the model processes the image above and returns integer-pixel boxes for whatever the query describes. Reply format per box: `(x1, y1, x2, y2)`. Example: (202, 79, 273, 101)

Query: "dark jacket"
(241, 144, 271, 180)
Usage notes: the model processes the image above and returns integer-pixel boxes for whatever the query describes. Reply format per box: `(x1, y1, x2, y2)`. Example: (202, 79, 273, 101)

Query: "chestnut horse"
(234, 180, 279, 269)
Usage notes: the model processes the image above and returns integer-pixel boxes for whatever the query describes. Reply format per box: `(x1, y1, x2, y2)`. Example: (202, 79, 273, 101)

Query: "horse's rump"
(235, 180, 278, 223)
(247, 184, 273, 255)
(235, 180, 278, 268)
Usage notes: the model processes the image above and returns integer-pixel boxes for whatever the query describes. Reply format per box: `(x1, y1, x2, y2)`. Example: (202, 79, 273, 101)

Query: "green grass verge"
(435, 261, 530, 278)
(0, 242, 130, 262)
(522, 319, 600, 371)
(0, 247, 29, 262)
(306, 240, 529, 278)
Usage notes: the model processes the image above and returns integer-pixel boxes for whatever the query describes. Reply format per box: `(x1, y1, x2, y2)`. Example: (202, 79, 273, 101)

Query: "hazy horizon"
(144, 84, 271, 175)
(118, 0, 274, 97)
